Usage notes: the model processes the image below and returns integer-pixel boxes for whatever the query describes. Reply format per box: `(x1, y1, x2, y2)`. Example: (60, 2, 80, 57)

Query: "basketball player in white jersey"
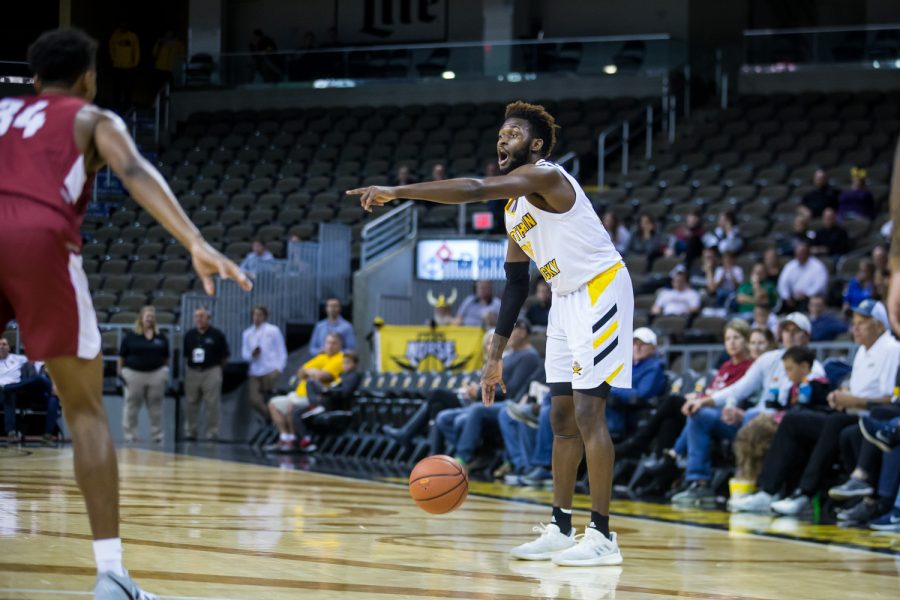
(348, 101, 631, 566)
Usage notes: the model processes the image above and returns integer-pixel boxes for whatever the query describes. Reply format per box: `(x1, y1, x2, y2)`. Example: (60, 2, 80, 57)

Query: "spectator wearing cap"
(837, 167, 875, 221)
(431, 319, 543, 471)
(698, 313, 824, 430)
(811, 207, 849, 257)
(802, 169, 839, 218)
(808, 295, 848, 342)
(651, 265, 701, 317)
(455, 280, 502, 327)
(309, 297, 356, 355)
(732, 301, 900, 514)
(605, 328, 667, 437)
(777, 239, 828, 312)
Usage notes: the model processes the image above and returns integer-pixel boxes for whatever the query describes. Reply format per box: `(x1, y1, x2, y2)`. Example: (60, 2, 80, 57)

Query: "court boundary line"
(157, 446, 900, 557)
(0, 588, 243, 600)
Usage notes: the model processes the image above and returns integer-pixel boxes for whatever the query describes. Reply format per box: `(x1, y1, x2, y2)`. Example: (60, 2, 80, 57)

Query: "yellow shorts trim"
(587, 261, 625, 305)
(593, 320, 619, 349)
(605, 362, 625, 384)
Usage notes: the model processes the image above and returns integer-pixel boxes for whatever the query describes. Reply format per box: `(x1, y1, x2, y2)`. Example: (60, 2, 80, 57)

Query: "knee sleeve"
(577, 381, 611, 399)
(549, 382, 573, 397)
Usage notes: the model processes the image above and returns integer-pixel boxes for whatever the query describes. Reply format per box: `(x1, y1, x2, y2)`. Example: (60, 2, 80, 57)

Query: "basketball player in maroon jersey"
(0, 29, 251, 599)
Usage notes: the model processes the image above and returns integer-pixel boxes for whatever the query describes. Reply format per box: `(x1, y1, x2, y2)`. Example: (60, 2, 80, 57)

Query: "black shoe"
(859, 416, 900, 453)
(644, 454, 677, 477)
(614, 441, 639, 459)
(465, 452, 494, 474)
(836, 499, 882, 525)
(382, 425, 408, 444)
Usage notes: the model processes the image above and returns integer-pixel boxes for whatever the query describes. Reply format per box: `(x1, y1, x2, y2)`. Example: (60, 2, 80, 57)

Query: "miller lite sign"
(338, 0, 447, 43)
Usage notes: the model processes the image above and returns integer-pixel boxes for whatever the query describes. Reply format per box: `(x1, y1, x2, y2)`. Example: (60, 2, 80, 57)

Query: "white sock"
(93, 538, 124, 576)
(280, 433, 296, 442)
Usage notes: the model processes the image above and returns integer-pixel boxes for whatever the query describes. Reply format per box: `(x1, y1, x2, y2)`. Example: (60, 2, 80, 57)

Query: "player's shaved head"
(27, 28, 97, 87)
(503, 101, 559, 157)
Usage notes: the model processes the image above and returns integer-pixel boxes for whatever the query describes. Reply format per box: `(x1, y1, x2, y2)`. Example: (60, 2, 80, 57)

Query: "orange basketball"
(408, 455, 468, 514)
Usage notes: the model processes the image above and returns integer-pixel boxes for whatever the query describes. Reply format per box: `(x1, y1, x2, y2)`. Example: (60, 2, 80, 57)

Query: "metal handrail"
(217, 33, 674, 58)
(5, 323, 180, 384)
(361, 200, 418, 266)
(596, 103, 658, 188)
(557, 151, 580, 179)
(153, 82, 171, 148)
(661, 341, 857, 375)
(745, 23, 900, 36)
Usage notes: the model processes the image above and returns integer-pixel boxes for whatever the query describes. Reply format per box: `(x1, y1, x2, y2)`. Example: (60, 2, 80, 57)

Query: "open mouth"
(498, 149, 510, 167)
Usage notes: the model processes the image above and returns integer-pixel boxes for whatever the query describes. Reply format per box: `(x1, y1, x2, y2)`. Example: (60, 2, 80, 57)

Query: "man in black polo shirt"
(183, 307, 229, 440)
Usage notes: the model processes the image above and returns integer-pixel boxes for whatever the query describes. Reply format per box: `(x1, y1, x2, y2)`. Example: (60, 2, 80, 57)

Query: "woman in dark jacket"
(118, 306, 169, 443)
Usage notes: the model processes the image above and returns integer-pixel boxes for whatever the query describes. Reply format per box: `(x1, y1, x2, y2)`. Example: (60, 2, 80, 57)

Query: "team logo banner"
(378, 325, 483, 372)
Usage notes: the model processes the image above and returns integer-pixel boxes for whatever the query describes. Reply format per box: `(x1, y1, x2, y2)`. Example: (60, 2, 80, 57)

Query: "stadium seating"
(66, 90, 897, 333)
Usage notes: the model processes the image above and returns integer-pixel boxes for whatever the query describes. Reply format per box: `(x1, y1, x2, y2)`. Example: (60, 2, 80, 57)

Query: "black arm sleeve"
(495, 261, 531, 338)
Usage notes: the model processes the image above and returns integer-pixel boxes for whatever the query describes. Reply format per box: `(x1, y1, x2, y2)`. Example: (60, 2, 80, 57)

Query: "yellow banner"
(378, 325, 484, 372)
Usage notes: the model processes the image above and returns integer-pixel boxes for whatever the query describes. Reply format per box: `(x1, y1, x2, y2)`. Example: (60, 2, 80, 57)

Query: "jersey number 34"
(0, 99, 48, 139)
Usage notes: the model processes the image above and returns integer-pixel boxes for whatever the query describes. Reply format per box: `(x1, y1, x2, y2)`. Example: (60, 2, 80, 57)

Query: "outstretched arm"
(346, 163, 564, 212)
(889, 135, 900, 334)
(84, 108, 252, 295)
(481, 240, 531, 406)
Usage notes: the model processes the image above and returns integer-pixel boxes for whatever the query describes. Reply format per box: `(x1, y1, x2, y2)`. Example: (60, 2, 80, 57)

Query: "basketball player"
(0, 29, 251, 598)
(348, 101, 631, 566)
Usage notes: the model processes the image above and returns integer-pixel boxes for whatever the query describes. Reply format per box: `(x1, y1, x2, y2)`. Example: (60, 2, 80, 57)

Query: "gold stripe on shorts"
(587, 261, 625, 306)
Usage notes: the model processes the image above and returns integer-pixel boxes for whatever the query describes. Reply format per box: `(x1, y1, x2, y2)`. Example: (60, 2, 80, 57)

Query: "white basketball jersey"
(504, 159, 622, 295)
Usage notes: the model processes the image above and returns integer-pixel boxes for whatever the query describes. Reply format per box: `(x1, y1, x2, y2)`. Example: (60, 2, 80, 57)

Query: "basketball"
(408, 455, 468, 514)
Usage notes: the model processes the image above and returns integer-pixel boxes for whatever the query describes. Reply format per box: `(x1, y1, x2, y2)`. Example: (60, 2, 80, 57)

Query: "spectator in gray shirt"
(455, 280, 501, 327)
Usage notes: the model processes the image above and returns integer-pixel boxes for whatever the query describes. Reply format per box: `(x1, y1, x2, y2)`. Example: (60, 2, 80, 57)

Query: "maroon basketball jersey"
(0, 93, 96, 246)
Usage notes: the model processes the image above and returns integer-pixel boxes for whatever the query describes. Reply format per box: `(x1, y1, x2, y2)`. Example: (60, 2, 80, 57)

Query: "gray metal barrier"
(179, 224, 351, 357)
(661, 341, 858, 376)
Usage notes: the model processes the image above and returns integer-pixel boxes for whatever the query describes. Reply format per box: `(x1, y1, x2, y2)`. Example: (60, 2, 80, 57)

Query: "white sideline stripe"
(0, 589, 244, 600)
(67, 253, 101, 360)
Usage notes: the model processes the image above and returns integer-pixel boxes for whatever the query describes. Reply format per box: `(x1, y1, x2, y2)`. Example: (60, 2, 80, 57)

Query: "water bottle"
(766, 376, 780, 408)
(798, 380, 812, 405)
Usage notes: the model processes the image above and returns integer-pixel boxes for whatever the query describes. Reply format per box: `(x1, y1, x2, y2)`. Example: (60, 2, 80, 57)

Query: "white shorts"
(545, 263, 633, 391)
(269, 392, 309, 415)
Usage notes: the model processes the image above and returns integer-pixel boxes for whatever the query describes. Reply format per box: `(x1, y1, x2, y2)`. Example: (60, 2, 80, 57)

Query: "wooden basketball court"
(0, 447, 897, 599)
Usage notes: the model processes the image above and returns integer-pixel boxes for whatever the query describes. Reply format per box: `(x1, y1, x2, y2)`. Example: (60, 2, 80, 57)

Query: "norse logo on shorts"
(572, 361, 582, 375)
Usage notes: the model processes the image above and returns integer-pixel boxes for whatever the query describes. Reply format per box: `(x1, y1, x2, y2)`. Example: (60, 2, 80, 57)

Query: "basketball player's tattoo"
(487, 333, 508, 362)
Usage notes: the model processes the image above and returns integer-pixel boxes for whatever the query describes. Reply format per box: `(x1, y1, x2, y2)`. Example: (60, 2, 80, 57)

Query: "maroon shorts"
(0, 198, 100, 360)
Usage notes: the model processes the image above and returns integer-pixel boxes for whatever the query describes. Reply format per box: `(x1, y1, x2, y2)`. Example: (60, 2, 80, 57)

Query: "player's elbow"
(118, 157, 149, 180)
(461, 179, 486, 202)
